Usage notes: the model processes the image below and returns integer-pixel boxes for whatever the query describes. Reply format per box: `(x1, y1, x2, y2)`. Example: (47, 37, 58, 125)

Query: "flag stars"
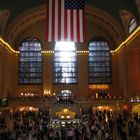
(65, 0, 85, 9)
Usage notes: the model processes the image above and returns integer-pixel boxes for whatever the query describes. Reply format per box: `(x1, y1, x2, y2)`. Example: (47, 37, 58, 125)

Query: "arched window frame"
(19, 37, 42, 84)
(88, 38, 112, 84)
(129, 17, 137, 33)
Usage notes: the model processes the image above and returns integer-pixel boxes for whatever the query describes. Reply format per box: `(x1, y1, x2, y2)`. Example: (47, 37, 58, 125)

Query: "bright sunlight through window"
(54, 41, 77, 84)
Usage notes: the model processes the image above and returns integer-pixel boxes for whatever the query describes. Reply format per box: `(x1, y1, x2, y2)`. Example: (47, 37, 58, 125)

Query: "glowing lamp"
(123, 104, 128, 111)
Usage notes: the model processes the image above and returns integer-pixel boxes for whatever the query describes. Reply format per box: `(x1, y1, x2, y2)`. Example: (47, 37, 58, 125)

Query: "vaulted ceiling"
(0, 0, 138, 24)
(0, 0, 139, 50)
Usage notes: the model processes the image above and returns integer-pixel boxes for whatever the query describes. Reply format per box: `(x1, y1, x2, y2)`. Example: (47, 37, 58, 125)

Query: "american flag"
(46, 0, 85, 42)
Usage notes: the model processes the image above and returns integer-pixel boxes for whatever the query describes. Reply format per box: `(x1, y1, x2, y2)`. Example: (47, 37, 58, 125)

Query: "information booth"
(49, 118, 81, 128)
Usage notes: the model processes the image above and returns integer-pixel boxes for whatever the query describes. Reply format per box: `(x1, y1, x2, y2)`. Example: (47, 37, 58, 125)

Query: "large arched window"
(53, 41, 77, 84)
(129, 17, 137, 33)
(19, 38, 42, 84)
(88, 39, 112, 84)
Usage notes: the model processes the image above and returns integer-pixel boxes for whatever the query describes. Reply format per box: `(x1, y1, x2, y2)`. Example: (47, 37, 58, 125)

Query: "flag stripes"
(46, 0, 85, 42)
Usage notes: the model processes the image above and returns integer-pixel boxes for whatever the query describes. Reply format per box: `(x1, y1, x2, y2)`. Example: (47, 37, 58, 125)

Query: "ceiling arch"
(0, 0, 138, 25)
(4, 4, 125, 50)
(0, 0, 139, 50)
(85, 5, 124, 48)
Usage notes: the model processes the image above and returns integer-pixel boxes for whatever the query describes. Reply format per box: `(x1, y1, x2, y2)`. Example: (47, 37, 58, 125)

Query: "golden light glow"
(0, 37, 19, 54)
(63, 108, 68, 113)
(44, 89, 51, 96)
(89, 84, 109, 90)
(95, 93, 98, 99)
(41, 50, 54, 54)
(1, 26, 140, 55)
(42, 50, 89, 55)
(93, 106, 114, 112)
(111, 25, 140, 55)
(55, 108, 76, 119)
(19, 107, 38, 112)
(76, 50, 89, 55)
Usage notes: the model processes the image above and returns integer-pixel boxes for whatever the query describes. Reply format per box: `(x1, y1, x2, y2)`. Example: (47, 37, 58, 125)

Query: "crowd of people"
(0, 109, 140, 140)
